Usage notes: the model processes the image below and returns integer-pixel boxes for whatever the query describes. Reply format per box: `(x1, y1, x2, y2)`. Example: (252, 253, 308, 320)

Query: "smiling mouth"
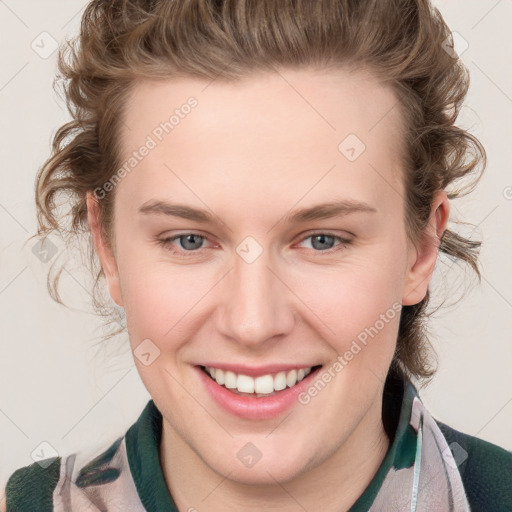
(200, 365, 322, 397)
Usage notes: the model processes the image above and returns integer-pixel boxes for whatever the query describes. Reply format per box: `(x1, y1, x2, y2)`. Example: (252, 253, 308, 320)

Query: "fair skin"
(87, 67, 449, 511)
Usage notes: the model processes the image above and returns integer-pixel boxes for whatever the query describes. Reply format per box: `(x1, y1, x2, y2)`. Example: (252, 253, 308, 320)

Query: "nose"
(216, 247, 295, 349)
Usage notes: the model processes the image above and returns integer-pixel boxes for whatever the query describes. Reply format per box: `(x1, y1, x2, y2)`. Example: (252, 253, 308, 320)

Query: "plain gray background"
(1, 0, 511, 487)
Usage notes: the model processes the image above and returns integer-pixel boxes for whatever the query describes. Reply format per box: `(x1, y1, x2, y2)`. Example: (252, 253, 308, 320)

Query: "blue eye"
(157, 231, 351, 256)
(158, 233, 207, 252)
(299, 233, 349, 252)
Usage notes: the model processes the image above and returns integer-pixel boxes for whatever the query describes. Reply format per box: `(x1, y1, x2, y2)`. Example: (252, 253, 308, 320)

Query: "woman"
(3, 0, 511, 510)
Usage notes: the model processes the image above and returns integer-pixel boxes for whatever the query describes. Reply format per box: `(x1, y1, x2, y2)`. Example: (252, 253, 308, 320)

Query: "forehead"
(117, 67, 405, 216)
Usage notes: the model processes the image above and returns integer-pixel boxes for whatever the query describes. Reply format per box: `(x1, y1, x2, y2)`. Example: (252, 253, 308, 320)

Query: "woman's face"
(88, 67, 447, 484)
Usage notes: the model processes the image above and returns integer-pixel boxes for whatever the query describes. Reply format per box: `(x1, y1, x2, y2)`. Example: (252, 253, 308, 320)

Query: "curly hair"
(33, 0, 485, 386)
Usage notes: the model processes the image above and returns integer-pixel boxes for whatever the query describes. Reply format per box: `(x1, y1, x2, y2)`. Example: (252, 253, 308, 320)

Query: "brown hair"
(33, 0, 485, 385)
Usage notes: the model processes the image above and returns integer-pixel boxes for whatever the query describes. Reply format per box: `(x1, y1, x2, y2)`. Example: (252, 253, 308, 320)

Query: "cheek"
(117, 248, 215, 346)
(116, 232, 407, 353)
(297, 250, 406, 359)
(307, 269, 399, 317)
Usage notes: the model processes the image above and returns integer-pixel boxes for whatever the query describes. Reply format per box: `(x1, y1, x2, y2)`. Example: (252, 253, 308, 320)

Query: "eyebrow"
(138, 199, 377, 224)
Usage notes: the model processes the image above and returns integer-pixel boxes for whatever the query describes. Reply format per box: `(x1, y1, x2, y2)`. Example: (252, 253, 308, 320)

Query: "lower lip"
(195, 366, 321, 420)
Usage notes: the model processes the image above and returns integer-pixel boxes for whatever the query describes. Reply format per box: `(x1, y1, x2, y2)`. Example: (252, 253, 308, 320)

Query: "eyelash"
(157, 231, 352, 257)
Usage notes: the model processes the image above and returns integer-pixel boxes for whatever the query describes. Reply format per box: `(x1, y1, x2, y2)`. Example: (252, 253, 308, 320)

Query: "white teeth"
(204, 366, 315, 395)
(254, 375, 274, 394)
(237, 374, 255, 393)
(215, 369, 225, 385)
(274, 371, 287, 391)
(286, 369, 297, 388)
(224, 371, 237, 389)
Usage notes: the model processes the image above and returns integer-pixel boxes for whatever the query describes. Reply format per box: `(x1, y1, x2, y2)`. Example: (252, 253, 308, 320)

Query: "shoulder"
(2, 436, 126, 512)
(2, 456, 61, 512)
(436, 419, 512, 511)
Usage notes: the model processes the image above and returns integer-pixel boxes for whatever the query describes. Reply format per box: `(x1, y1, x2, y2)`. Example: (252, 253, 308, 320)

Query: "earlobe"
(402, 190, 450, 306)
(86, 192, 124, 307)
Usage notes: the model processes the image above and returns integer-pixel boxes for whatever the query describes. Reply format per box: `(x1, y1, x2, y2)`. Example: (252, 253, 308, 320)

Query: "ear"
(86, 191, 124, 307)
(402, 189, 450, 306)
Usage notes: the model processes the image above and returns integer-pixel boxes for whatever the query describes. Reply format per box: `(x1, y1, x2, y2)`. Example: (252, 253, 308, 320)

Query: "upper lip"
(197, 363, 321, 377)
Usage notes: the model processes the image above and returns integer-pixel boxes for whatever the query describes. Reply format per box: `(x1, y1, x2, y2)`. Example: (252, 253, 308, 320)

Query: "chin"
(227, 464, 302, 486)
(205, 449, 317, 486)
